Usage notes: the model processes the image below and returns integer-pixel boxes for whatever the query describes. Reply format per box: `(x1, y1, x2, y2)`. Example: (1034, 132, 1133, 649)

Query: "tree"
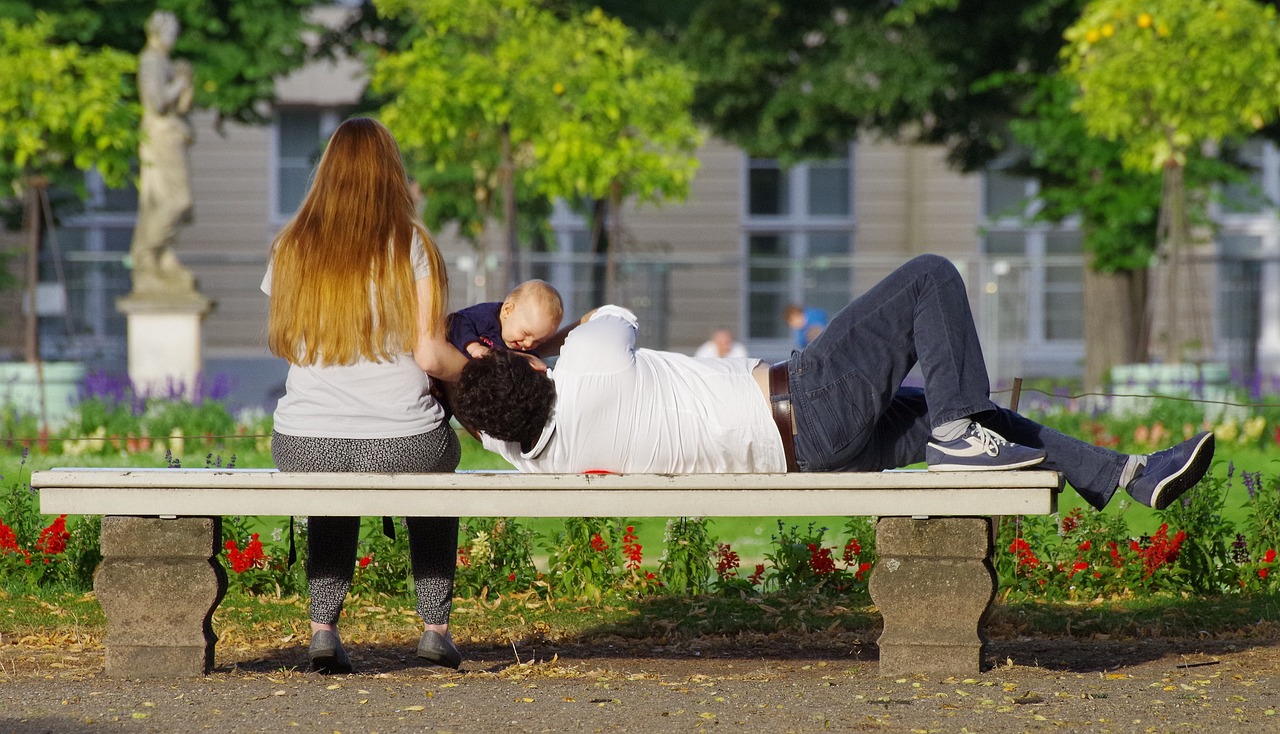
(527, 8, 701, 302)
(673, 0, 1083, 168)
(0, 0, 315, 125)
(1062, 0, 1280, 362)
(0, 15, 138, 361)
(372, 0, 700, 299)
(1007, 74, 1238, 389)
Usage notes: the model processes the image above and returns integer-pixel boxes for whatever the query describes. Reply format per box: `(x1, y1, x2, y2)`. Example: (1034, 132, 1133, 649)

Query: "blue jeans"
(786, 254, 1124, 510)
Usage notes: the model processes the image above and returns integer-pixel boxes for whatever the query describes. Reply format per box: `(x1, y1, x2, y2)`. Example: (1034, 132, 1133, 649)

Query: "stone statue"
(129, 10, 197, 297)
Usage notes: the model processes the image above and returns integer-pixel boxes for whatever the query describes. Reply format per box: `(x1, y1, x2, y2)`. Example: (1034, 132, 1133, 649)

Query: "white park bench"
(34, 468, 1062, 678)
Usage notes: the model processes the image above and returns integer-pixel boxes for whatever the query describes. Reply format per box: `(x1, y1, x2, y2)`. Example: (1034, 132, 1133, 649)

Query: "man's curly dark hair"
(451, 350, 556, 452)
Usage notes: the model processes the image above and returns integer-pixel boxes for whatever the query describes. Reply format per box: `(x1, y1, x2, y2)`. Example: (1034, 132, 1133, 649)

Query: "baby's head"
(499, 279, 563, 351)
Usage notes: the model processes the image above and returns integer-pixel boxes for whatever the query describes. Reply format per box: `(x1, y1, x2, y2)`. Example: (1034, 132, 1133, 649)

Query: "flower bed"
(4, 374, 1280, 603)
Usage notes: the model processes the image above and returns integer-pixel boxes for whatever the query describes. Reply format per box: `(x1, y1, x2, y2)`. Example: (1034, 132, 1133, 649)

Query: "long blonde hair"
(267, 117, 448, 366)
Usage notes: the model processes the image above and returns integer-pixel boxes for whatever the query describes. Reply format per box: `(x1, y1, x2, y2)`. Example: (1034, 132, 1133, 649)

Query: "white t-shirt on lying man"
(481, 306, 786, 473)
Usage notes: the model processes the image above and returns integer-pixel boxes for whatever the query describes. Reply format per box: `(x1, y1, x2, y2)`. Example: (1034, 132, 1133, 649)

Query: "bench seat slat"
(38, 486, 1055, 517)
(35, 469, 1061, 517)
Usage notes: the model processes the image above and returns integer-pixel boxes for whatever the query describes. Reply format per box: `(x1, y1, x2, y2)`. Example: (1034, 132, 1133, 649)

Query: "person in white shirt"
(694, 328, 748, 359)
(451, 255, 1215, 515)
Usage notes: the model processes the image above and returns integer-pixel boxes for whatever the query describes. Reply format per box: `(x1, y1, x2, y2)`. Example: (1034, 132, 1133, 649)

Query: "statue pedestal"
(117, 291, 213, 398)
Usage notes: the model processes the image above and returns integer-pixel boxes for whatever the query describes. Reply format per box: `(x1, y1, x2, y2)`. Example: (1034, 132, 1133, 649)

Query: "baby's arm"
(465, 340, 493, 358)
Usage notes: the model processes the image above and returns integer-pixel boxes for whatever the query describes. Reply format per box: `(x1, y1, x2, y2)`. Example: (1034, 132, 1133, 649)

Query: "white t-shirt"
(261, 235, 445, 439)
(481, 306, 786, 473)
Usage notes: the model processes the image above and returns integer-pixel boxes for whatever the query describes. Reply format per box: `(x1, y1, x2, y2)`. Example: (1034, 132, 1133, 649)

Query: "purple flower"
(1243, 470, 1260, 500)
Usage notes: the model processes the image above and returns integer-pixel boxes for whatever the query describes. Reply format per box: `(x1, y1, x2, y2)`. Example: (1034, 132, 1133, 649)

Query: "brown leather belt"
(768, 361, 798, 472)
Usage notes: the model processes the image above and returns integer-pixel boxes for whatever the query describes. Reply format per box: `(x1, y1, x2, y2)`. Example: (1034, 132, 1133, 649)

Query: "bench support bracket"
(96, 516, 227, 677)
(870, 517, 994, 676)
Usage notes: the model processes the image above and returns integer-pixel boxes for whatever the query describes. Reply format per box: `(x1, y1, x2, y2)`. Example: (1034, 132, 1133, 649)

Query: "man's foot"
(309, 630, 353, 675)
(926, 422, 1046, 471)
(1125, 432, 1215, 510)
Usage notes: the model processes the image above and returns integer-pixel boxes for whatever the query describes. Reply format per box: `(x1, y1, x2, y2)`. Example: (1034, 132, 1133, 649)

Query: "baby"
(448, 279, 564, 358)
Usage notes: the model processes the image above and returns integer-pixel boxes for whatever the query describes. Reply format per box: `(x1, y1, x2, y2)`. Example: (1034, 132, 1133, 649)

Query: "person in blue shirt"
(784, 304, 828, 348)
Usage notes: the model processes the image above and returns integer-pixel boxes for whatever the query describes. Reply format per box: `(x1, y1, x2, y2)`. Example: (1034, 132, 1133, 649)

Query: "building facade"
(6, 27, 1278, 413)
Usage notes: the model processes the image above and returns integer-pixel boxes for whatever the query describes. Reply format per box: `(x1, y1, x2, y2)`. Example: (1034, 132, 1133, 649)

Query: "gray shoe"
(309, 630, 353, 674)
(417, 630, 462, 670)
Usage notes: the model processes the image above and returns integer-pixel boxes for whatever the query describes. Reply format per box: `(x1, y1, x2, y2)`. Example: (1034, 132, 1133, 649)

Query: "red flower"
(747, 563, 766, 585)
(1107, 541, 1123, 567)
(225, 533, 267, 574)
(1260, 568, 1270, 579)
(508, 572, 516, 582)
(34, 515, 70, 555)
(842, 537, 862, 564)
(1008, 537, 1040, 568)
(807, 544, 836, 575)
(1061, 508, 1082, 534)
(1264, 548, 1277, 564)
(1077, 540, 1091, 552)
(715, 543, 741, 578)
(0, 519, 22, 553)
(622, 526, 643, 570)
(590, 533, 609, 553)
(1136, 524, 1185, 578)
(457, 545, 472, 568)
(1067, 560, 1090, 579)
(855, 562, 873, 581)
(358, 555, 373, 569)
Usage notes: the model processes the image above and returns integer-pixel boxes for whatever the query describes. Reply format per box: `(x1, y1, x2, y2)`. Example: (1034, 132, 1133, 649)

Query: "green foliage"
(659, 516, 716, 594)
(222, 515, 304, 597)
(350, 517, 413, 598)
(372, 0, 700, 244)
(1159, 466, 1236, 593)
(0, 450, 99, 591)
(1242, 469, 1280, 559)
(0, 14, 138, 189)
(455, 517, 540, 597)
(0, 0, 315, 125)
(545, 516, 626, 601)
(675, 0, 1081, 168)
(525, 8, 701, 207)
(1063, 0, 1280, 172)
(761, 520, 874, 597)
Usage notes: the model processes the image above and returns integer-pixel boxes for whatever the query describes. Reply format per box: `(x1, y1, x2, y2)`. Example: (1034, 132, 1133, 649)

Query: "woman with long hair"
(262, 117, 468, 673)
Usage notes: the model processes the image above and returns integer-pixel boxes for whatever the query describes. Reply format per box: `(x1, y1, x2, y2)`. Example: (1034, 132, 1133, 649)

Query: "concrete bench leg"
(95, 516, 228, 677)
(869, 517, 994, 677)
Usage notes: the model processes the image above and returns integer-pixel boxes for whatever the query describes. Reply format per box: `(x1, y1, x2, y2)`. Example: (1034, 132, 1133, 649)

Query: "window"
(42, 170, 137, 363)
(1214, 138, 1280, 375)
(272, 108, 344, 222)
(743, 149, 855, 346)
(979, 163, 1085, 378)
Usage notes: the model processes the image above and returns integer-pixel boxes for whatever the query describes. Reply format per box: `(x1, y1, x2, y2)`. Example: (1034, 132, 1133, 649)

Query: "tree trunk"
(587, 198, 607, 307)
(1156, 153, 1188, 363)
(605, 180, 623, 304)
(23, 177, 45, 365)
(1083, 253, 1148, 392)
(499, 122, 518, 295)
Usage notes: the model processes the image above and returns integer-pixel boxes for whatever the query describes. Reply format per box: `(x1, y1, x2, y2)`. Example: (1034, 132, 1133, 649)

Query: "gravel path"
(3, 634, 1279, 733)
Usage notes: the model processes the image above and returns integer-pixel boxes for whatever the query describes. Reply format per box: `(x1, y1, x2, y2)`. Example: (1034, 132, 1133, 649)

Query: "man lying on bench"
(452, 254, 1214, 514)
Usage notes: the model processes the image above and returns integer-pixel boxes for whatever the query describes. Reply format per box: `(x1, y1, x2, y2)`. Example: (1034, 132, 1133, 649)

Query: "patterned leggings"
(271, 425, 462, 626)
